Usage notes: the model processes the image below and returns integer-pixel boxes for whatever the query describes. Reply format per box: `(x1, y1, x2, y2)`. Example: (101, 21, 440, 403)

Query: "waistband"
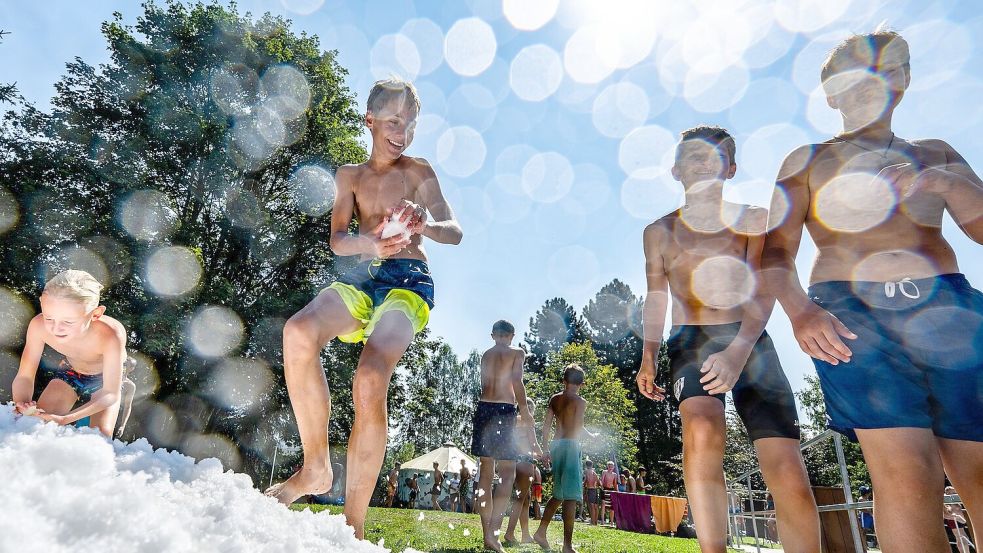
(361, 257, 430, 270)
(477, 400, 517, 412)
(809, 273, 970, 300)
(668, 321, 767, 340)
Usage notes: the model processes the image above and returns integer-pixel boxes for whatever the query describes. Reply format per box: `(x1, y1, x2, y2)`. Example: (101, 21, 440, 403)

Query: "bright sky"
(3, 0, 983, 412)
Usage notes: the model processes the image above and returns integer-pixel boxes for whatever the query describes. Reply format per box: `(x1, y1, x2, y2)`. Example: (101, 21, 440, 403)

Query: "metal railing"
(726, 429, 966, 553)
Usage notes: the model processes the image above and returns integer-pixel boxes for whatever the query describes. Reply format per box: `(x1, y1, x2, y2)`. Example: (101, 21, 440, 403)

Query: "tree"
(0, 1, 442, 485)
(582, 280, 682, 494)
(526, 341, 638, 469)
(0, 30, 17, 103)
(523, 297, 589, 374)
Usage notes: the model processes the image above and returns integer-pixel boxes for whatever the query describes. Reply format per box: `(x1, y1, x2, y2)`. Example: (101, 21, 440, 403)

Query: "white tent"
(397, 442, 476, 509)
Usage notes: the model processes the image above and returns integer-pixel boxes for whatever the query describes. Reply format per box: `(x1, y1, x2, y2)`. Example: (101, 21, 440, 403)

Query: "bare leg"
(490, 460, 516, 545)
(477, 457, 505, 552)
(36, 380, 79, 417)
(940, 437, 983, 546)
(505, 462, 533, 543)
(856, 428, 948, 553)
(534, 497, 562, 551)
(589, 496, 598, 525)
(755, 437, 820, 553)
(560, 499, 577, 553)
(88, 394, 121, 438)
(344, 311, 414, 539)
(266, 290, 361, 505)
(680, 396, 727, 553)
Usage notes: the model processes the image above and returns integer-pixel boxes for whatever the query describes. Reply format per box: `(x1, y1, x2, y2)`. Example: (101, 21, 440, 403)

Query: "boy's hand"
(790, 302, 856, 364)
(635, 360, 665, 401)
(700, 347, 750, 395)
(36, 411, 65, 424)
(370, 219, 412, 258)
(390, 200, 428, 235)
(14, 401, 37, 415)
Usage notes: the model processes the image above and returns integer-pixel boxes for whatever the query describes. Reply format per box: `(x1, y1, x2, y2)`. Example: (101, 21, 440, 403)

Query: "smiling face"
(39, 293, 102, 342)
(366, 94, 418, 161)
(672, 138, 737, 187)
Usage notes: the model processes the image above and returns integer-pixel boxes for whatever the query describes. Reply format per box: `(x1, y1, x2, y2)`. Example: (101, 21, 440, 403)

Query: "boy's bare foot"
(521, 534, 534, 544)
(561, 548, 578, 553)
(533, 531, 552, 551)
(264, 464, 333, 505)
(502, 534, 519, 547)
(483, 539, 506, 553)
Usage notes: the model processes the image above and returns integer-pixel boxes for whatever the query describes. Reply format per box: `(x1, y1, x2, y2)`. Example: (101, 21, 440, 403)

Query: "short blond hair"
(821, 30, 910, 95)
(367, 77, 421, 114)
(43, 270, 103, 311)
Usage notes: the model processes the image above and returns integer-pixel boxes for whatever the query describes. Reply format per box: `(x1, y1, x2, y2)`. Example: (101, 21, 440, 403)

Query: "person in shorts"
(637, 126, 819, 553)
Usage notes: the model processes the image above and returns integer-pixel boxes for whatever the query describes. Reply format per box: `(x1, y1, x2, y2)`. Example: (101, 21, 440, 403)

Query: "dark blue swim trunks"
(667, 323, 800, 441)
(809, 273, 983, 442)
(50, 358, 103, 402)
(339, 258, 435, 309)
(470, 401, 518, 461)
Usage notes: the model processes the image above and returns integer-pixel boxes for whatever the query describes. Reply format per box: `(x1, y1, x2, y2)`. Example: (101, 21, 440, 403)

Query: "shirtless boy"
(583, 460, 601, 525)
(266, 77, 462, 539)
(636, 126, 819, 553)
(504, 398, 539, 545)
(471, 320, 541, 553)
(12, 270, 126, 438)
(763, 31, 983, 552)
(599, 460, 617, 525)
(430, 461, 444, 511)
(386, 462, 400, 508)
(533, 364, 595, 553)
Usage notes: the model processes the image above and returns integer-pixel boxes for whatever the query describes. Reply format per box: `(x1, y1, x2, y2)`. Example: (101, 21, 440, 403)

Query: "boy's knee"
(283, 314, 318, 348)
(683, 414, 725, 448)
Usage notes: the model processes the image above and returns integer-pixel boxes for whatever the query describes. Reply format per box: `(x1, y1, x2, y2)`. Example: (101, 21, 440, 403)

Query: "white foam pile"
(0, 405, 399, 552)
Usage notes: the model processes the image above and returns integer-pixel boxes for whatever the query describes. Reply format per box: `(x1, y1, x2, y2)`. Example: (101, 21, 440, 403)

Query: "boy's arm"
(114, 378, 136, 438)
(700, 221, 776, 394)
(13, 317, 45, 412)
(510, 350, 543, 456)
(44, 332, 124, 425)
(637, 223, 669, 401)
(541, 400, 555, 462)
(579, 398, 596, 439)
(417, 160, 463, 245)
(897, 140, 983, 244)
(328, 166, 410, 258)
(762, 146, 855, 365)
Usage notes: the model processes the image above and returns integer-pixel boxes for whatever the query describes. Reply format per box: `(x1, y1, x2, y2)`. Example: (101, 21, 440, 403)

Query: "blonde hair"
(367, 77, 421, 114)
(821, 30, 910, 95)
(43, 270, 103, 311)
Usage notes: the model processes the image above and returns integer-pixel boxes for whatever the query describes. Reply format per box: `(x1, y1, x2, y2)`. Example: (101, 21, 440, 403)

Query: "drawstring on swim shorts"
(884, 277, 920, 299)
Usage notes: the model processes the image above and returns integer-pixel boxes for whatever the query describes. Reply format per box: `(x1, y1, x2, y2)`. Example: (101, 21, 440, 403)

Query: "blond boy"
(12, 269, 126, 437)
(266, 77, 462, 539)
(763, 31, 983, 552)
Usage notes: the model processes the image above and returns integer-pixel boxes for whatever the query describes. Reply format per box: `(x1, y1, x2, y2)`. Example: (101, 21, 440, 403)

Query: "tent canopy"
(399, 441, 477, 473)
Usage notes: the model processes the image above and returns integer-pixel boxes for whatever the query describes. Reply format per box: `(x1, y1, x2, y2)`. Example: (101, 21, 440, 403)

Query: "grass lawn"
(294, 505, 708, 553)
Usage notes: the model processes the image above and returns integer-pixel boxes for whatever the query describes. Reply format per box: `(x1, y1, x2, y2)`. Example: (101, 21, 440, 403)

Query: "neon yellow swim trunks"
(324, 258, 434, 343)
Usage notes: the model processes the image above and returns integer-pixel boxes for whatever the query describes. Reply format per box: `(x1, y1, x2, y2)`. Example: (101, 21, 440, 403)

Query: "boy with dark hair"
(533, 364, 595, 553)
(637, 126, 819, 553)
(268, 76, 463, 540)
(471, 320, 541, 553)
(764, 30, 983, 552)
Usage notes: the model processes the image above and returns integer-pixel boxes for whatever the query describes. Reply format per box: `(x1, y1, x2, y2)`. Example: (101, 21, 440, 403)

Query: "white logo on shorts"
(674, 378, 684, 401)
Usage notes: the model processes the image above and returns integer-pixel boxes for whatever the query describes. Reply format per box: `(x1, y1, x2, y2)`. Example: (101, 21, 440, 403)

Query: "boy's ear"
(670, 165, 681, 182)
(91, 305, 107, 319)
(726, 163, 737, 179)
(826, 94, 838, 110)
(365, 111, 374, 128)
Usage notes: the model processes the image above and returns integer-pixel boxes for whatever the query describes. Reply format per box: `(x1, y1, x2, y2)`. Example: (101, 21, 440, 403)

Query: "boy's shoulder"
(722, 201, 768, 236)
(642, 214, 676, 247)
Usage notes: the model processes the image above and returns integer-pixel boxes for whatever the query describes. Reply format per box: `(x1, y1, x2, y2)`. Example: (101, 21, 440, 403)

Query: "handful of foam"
(380, 206, 411, 240)
(21, 405, 39, 416)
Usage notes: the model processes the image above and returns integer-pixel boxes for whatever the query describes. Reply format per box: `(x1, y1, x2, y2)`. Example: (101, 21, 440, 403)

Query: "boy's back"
(478, 343, 524, 403)
(548, 391, 586, 440)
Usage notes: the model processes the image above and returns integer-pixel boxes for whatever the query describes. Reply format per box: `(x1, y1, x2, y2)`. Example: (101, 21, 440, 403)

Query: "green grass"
(293, 505, 706, 553)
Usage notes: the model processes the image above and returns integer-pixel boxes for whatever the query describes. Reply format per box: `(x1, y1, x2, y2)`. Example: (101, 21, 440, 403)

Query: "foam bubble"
(510, 44, 564, 102)
(260, 65, 311, 121)
(370, 33, 421, 81)
(563, 26, 618, 84)
(118, 190, 179, 242)
(620, 174, 683, 221)
(561, 163, 612, 216)
(289, 165, 336, 216)
(814, 172, 897, 233)
(503, 0, 559, 30)
(279, 0, 325, 16)
(773, 0, 852, 34)
(187, 306, 245, 358)
(0, 287, 33, 348)
(49, 245, 109, 287)
(436, 126, 486, 178)
(691, 256, 756, 310)
(145, 246, 203, 297)
(204, 357, 274, 414)
(617, 124, 676, 179)
(592, 82, 650, 138)
(444, 18, 497, 77)
(0, 186, 19, 235)
(521, 152, 574, 203)
(683, 64, 750, 113)
(181, 432, 242, 471)
(209, 64, 258, 117)
(739, 124, 811, 183)
(399, 19, 445, 76)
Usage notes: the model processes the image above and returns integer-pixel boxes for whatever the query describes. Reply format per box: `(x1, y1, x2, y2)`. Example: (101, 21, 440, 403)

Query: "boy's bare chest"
(47, 339, 103, 371)
(665, 224, 748, 273)
(353, 170, 421, 216)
